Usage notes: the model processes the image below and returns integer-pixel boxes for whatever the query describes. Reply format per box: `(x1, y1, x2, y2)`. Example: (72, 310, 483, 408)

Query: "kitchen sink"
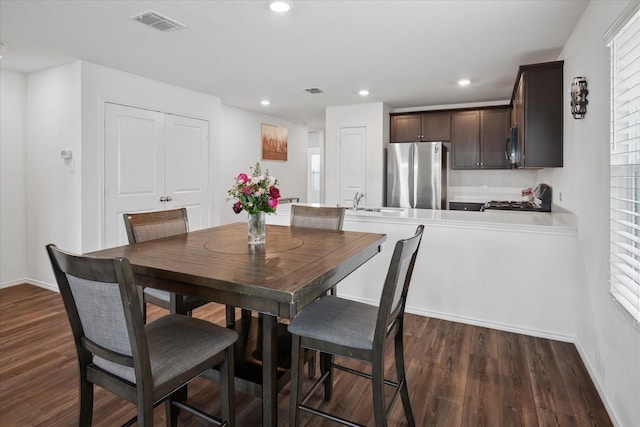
(347, 207, 406, 214)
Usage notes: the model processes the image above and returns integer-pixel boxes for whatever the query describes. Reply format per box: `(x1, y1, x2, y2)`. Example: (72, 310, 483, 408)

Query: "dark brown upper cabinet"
(480, 108, 511, 169)
(390, 111, 451, 142)
(451, 108, 511, 169)
(510, 61, 563, 168)
(451, 111, 480, 169)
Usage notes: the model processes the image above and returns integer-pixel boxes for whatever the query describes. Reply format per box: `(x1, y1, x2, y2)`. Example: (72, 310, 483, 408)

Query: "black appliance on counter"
(484, 184, 552, 212)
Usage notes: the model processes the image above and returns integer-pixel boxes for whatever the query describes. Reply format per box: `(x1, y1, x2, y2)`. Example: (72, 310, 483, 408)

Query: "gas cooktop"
(485, 200, 546, 211)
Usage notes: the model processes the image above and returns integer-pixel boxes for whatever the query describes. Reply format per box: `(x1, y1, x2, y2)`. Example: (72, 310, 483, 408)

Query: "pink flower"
(268, 197, 278, 209)
(269, 186, 280, 199)
(232, 201, 243, 214)
(236, 173, 249, 184)
(243, 186, 253, 195)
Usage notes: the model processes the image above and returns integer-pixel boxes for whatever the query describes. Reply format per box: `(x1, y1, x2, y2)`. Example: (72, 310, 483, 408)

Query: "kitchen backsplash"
(448, 168, 542, 202)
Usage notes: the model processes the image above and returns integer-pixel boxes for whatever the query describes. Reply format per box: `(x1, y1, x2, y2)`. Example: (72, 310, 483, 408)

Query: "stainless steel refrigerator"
(386, 142, 449, 209)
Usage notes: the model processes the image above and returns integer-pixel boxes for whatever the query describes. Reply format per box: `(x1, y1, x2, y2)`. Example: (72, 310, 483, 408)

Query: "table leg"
(262, 314, 278, 427)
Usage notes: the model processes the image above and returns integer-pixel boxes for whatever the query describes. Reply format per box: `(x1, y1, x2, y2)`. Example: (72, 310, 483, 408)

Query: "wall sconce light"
(571, 76, 588, 119)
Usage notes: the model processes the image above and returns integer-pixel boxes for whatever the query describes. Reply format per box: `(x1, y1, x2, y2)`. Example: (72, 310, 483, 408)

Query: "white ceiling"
(0, 0, 589, 130)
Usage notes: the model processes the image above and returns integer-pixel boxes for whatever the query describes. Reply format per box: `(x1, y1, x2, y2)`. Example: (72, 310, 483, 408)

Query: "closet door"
(104, 103, 209, 248)
(337, 126, 367, 207)
(104, 103, 164, 247)
(165, 114, 209, 231)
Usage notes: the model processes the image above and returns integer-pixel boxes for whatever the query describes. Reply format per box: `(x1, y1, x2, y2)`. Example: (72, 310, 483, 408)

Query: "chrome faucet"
(353, 192, 365, 210)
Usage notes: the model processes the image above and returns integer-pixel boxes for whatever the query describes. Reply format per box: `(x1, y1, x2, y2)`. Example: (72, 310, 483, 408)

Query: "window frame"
(607, 1, 640, 323)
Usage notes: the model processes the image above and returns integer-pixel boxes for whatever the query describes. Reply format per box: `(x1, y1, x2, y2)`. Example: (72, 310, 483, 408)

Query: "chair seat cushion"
(93, 314, 237, 388)
(288, 296, 378, 350)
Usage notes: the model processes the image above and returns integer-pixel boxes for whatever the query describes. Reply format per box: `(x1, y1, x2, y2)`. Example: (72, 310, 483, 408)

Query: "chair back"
(290, 205, 346, 230)
(123, 208, 189, 244)
(46, 244, 149, 383)
(374, 225, 424, 344)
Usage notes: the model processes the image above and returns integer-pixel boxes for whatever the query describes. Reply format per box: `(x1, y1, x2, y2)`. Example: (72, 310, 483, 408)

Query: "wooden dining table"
(89, 222, 386, 426)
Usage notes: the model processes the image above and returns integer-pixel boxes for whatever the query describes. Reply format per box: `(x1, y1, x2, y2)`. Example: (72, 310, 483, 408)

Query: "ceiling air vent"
(304, 87, 324, 94)
(131, 11, 186, 31)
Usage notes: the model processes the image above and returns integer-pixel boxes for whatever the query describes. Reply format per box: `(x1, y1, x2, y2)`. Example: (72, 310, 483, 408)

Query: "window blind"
(609, 4, 640, 323)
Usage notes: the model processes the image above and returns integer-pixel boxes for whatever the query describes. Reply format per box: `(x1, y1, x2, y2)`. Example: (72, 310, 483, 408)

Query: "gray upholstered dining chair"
(290, 205, 347, 378)
(290, 204, 346, 231)
(288, 225, 424, 427)
(46, 244, 238, 427)
(290, 205, 346, 297)
(123, 208, 211, 319)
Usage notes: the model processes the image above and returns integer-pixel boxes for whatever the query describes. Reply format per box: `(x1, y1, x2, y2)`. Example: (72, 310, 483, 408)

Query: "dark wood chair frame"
(123, 208, 210, 318)
(289, 225, 424, 427)
(46, 244, 236, 427)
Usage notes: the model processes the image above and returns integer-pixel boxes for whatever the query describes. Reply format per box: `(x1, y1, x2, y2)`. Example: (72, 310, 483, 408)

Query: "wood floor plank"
(462, 327, 500, 427)
(497, 331, 538, 426)
(549, 340, 613, 427)
(0, 284, 613, 426)
(525, 336, 576, 421)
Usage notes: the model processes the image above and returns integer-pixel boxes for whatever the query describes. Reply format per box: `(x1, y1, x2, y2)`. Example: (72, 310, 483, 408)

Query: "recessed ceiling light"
(359, 89, 370, 96)
(261, 100, 271, 106)
(458, 79, 471, 86)
(268, 1, 292, 13)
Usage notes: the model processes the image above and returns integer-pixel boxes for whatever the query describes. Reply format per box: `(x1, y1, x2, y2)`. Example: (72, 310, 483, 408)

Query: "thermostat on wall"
(60, 149, 72, 159)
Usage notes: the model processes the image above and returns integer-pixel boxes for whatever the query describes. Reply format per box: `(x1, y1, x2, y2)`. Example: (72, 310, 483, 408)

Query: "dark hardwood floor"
(0, 284, 612, 426)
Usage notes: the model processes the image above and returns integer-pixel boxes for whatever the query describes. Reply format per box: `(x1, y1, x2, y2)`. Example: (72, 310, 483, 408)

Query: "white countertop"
(273, 203, 577, 236)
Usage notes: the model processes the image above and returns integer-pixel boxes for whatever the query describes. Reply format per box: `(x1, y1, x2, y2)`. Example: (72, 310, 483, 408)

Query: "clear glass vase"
(248, 211, 266, 245)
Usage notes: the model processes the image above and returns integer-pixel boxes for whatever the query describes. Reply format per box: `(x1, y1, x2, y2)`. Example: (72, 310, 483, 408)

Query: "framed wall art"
(261, 123, 288, 161)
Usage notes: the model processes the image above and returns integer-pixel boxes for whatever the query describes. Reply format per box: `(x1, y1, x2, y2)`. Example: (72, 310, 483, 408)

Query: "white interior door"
(104, 104, 209, 248)
(104, 103, 164, 247)
(165, 114, 209, 231)
(307, 147, 321, 204)
(338, 127, 367, 207)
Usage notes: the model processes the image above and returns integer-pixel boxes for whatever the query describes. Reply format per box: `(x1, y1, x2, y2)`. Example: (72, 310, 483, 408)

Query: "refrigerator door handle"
(409, 143, 415, 208)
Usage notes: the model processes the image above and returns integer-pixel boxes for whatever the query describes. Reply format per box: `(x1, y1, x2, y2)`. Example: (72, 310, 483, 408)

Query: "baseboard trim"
(574, 341, 621, 427)
(407, 306, 576, 343)
(0, 279, 58, 293)
(340, 293, 575, 343)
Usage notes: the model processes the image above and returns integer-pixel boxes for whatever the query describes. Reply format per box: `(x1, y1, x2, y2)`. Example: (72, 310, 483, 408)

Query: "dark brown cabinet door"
(422, 111, 451, 141)
(451, 111, 480, 169)
(480, 109, 511, 168)
(511, 61, 563, 168)
(390, 112, 451, 142)
(390, 114, 422, 142)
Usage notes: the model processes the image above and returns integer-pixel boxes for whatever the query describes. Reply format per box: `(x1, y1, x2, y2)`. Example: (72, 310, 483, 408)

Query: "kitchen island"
(268, 203, 577, 341)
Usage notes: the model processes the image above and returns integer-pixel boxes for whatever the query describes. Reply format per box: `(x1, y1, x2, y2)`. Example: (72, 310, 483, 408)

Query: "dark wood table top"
(90, 222, 386, 318)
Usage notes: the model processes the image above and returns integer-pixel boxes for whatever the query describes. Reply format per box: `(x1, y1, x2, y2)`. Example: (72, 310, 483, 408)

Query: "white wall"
(0, 69, 28, 286)
(325, 102, 389, 207)
(25, 62, 82, 289)
(545, 1, 640, 426)
(219, 105, 308, 226)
